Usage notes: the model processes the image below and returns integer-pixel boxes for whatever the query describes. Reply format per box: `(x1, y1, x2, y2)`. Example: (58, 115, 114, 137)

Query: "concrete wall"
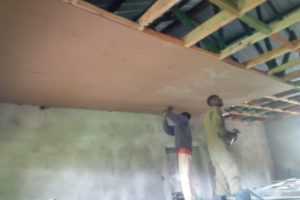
(227, 121, 273, 188)
(0, 103, 273, 200)
(0, 103, 214, 200)
(265, 116, 300, 180)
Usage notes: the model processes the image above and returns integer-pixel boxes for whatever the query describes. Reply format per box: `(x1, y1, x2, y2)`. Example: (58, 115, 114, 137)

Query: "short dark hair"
(207, 95, 220, 106)
(181, 112, 191, 120)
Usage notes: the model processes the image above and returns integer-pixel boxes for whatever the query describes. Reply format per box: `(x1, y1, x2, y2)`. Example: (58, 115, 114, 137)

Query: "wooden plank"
(210, 0, 271, 34)
(62, 0, 216, 57)
(265, 96, 300, 106)
(237, 0, 264, 11)
(2, 0, 292, 115)
(271, 34, 300, 54)
(61, 0, 282, 82)
(184, 11, 235, 47)
(137, 0, 180, 30)
(210, 0, 240, 15)
(274, 89, 300, 97)
(248, 98, 272, 106)
(245, 39, 300, 69)
(282, 104, 300, 111)
(62, 0, 139, 29)
(224, 112, 271, 119)
(283, 70, 300, 81)
(183, 0, 265, 47)
(220, 8, 300, 59)
(239, 14, 272, 34)
(268, 58, 300, 75)
(238, 104, 299, 115)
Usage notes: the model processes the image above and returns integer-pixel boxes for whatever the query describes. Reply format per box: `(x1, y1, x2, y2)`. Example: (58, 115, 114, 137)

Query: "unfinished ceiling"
(85, 0, 300, 86)
(224, 89, 300, 122)
(0, 0, 292, 116)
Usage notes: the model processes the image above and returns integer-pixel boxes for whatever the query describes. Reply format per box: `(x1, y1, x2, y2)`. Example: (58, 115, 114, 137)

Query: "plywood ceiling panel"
(0, 0, 292, 115)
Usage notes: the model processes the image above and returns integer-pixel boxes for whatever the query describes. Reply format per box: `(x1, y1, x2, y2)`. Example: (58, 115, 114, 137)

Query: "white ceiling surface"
(0, 0, 292, 115)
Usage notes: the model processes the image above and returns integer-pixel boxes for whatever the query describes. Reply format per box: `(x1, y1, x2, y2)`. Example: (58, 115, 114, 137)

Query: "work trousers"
(178, 153, 195, 200)
(208, 139, 241, 196)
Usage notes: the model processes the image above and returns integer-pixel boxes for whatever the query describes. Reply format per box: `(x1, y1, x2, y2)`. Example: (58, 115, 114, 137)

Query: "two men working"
(163, 95, 250, 200)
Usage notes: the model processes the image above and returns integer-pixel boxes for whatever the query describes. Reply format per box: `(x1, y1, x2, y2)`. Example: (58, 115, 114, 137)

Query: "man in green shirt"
(203, 95, 250, 200)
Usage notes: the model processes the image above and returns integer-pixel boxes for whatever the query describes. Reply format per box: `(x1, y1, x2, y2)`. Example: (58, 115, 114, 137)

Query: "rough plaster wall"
(265, 116, 300, 180)
(0, 103, 273, 200)
(226, 120, 273, 188)
(0, 103, 213, 200)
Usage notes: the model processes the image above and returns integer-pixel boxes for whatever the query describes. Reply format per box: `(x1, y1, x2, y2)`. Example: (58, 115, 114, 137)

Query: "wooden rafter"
(275, 89, 300, 97)
(268, 58, 300, 75)
(283, 71, 300, 81)
(137, 0, 180, 30)
(265, 96, 300, 106)
(224, 112, 271, 119)
(183, 11, 235, 47)
(220, 8, 300, 59)
(237, 104, 299, 115)
(245, 39, 300, 69)
(183, 0, 265, 47)
(280, 104, 299, 110)
(210, 0, 240, 15)
(210, 0, 271, 34)
(271, 34, 300, 54)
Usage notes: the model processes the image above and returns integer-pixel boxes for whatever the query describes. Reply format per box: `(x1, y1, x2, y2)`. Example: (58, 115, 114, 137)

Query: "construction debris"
(253, 178, 300, 199)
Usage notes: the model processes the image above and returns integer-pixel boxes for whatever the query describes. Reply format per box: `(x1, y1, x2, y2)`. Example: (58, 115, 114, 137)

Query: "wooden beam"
(275, 89, 300, 97)
(268, 58, 300, 75)
(183, 0, 265, 47)
(245, 39, 300, 69)
(162, 0, 210, 33)
(238, 104, 299, 115)
(183, 11, 235, 48)
(220, 8, 300, 59)
(239, 14, 271, 34)
(137, 0, 180, 30)
(224, 112, 271, 119)
(283, 71, 300, 81)
(210, 0, 240, 15)
(265, 96, 300, 106)
(237, 0, 264, 10)
(271, 34, 300, 54)
(210, 0, 271, 34)
(172, 6, 221, 53)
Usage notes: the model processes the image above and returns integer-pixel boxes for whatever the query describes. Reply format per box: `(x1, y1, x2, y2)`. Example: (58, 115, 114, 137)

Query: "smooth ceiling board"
(0, 0, 292, 115)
